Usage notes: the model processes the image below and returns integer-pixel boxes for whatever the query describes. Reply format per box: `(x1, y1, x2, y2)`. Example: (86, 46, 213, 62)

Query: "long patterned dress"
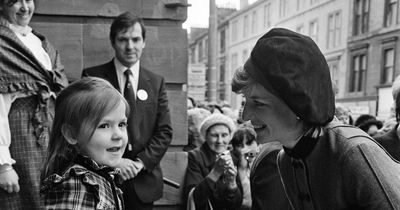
(0, 17, 68, 209)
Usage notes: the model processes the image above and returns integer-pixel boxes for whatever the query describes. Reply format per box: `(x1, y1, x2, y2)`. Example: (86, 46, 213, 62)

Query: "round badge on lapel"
(137, 89, 148, 101)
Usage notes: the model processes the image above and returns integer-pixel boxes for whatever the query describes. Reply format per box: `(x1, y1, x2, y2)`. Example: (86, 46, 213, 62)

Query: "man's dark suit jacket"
(82, 59, 173, 203)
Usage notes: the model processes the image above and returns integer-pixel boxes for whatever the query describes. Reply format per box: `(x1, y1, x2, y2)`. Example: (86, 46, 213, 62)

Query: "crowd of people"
(2, 0, 400, 210)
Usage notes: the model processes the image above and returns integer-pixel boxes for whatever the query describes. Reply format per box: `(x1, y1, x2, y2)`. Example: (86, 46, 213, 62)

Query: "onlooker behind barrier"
(230, 121, 258, 209)
(375, 85, 400, 161)
(354, 114, 383, 137)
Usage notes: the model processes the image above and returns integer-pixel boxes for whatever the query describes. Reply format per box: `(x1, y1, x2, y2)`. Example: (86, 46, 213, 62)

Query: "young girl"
(40, 77, 129, 210)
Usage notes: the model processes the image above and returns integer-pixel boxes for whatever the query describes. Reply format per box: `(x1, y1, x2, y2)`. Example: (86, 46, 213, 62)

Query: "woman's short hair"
(231, 66, 256, 95)
(110, 11, 146, 43)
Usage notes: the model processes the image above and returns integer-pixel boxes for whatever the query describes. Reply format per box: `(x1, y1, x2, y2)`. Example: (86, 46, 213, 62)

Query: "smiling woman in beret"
(232, 28, 400, 209)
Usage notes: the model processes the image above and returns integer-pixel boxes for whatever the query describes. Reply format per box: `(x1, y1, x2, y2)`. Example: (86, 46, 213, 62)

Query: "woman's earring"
(296, 116, 300, 120)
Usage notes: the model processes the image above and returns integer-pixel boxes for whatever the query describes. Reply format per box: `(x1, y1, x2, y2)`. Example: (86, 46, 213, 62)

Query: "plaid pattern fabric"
(0, 96, 47, 209)
(0, 16, 68, 140)
(0, 17, 67, 94)
(41, 159, 123, 210)
(0, 17, 67, 210)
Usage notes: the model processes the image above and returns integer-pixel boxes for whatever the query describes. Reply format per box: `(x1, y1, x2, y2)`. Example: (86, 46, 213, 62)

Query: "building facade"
(188, 8, 236, 104)
(188, 28, 208, 102)
(343, 0, 400, 119)
(225, 0, 351, 110)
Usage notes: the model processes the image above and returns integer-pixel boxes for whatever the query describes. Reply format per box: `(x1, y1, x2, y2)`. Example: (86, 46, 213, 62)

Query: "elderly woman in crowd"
(184, 113, 243, 210)
(0, 0, 68, 209)
(232, 28, 400, 209)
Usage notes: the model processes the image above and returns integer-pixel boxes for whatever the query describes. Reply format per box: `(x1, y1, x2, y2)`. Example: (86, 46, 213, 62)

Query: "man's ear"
(61, 124, 78, 145)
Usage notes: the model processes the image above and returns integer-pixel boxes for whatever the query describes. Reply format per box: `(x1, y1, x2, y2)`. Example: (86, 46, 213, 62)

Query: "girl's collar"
(74, 155, 119, 175)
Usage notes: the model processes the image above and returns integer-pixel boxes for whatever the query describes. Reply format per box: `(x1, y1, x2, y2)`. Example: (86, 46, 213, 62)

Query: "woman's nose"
(20, 1, 28, 11)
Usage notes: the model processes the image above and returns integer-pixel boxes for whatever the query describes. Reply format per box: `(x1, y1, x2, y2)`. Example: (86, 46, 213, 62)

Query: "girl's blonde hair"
(41, 77, 129, 181)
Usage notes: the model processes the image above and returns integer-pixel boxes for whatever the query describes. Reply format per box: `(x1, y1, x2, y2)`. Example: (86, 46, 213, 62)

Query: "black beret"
(244, 28, 335, 125)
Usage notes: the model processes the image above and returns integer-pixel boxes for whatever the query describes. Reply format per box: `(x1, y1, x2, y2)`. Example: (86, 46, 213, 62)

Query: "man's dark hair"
(109, 12, 146, 43)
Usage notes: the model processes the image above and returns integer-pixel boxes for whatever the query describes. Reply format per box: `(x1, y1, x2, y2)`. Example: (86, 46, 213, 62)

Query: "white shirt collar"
(8, 23, 32, 36)
(114, 58, 140, 94)
(114, 58, 140, 79)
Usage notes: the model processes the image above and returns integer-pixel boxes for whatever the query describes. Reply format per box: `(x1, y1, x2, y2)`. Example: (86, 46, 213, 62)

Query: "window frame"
(309, 19, 318, 42)
(327, 58, 340, 94)
(384, 0, 398, 27)
(280, 0, 288, 18)
(349, 51, 368, 93)
(264, 3, 271, 28)
(380, 38, 397, 85)
(243, 15, 249, 38)
(231, 20, 238, 42)
(296, 24, 304, 34)
(252, 10, 258, 35)
(353, 0, 370, 35)
(381, 48, 395, 84)
(219, 29, 226, 54)
(327, 10, 341, 49)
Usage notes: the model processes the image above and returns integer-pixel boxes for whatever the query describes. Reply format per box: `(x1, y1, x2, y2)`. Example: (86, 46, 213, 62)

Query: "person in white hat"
(184, 113, 243, 210)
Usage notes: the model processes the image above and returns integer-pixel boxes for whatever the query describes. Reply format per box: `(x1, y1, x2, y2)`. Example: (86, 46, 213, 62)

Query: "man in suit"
(82, 12, 173, 210)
